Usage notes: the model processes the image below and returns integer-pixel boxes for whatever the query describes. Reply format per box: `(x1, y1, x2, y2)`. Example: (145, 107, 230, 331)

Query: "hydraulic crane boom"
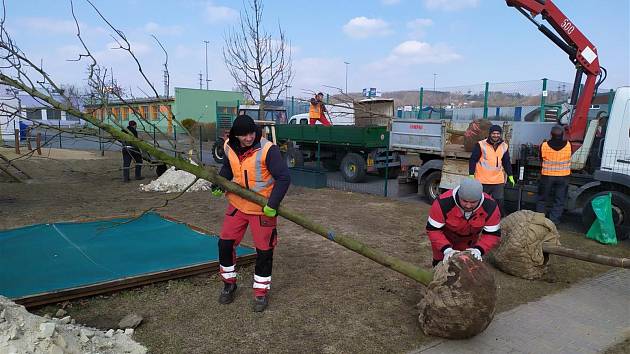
(506, 0, 606, 143)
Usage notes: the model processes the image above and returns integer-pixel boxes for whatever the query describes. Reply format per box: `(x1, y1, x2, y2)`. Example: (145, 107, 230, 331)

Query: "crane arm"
(506, 0, 604, 142)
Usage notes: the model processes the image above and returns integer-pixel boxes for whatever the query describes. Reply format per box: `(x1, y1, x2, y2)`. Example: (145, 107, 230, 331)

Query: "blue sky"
(6, 0, 629, 98)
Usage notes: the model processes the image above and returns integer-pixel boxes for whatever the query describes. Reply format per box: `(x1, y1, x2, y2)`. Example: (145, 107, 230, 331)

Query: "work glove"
(210, 184, 224, 197)
(468, 174, 475, 179)
(442, 247, 459, 263)
(508, 175, 515, 187)
(263, 205, 277, 217)
(466, 248, 482, 261)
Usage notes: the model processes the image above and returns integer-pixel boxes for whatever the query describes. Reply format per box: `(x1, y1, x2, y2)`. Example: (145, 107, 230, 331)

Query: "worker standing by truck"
(309, 92, 332, 126)
(469, 125, 515, 216)
(536, 125, 571, 223)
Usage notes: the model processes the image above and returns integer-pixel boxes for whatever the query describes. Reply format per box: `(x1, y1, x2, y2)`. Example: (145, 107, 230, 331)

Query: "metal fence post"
(418, 87, 424, 119)
(383, 149, 389, 197)
(291, 96, 295, 118)
(483, 82, 489, 119)
(199, 124, 203, 164)
(173, 125, 177, 157)
(58, 118, 62, 148)
(153, 126, 156, 148)
(98, 127, 104, 156)
(540, 78, 548, 122)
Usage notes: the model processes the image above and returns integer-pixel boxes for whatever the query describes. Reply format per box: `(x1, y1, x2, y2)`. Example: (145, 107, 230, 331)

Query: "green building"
(85, 87, 244, 134)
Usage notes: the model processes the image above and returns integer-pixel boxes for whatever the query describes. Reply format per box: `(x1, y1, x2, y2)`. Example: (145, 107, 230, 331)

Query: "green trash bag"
(586, 193, 618, 245)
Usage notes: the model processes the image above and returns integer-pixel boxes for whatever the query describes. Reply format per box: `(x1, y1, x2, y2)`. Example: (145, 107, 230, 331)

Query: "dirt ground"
(1, 150, 629, 353)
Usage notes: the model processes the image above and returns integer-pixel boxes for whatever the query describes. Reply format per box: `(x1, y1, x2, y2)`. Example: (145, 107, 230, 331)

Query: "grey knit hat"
(458, 178, 483, 201)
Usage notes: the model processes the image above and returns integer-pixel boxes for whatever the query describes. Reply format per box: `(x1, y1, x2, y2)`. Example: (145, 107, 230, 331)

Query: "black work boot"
(253, 295, 269, 312)
(218, 283, 237, 304)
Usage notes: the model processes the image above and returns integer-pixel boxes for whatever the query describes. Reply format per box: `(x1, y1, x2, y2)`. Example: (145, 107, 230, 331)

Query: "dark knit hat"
(489, 125, 502, 134)
(230, 115, 257, 136)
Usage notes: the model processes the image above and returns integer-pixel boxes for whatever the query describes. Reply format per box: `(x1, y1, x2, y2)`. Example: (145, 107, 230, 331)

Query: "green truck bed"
(275, 125, 390, 148)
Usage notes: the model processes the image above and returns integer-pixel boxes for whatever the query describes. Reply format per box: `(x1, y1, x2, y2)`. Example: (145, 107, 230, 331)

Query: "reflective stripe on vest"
(541, 141, 571, 176)
(475, 140, 507, 184)
(309, 102, 322, 119)
(224, 138, 275, 215)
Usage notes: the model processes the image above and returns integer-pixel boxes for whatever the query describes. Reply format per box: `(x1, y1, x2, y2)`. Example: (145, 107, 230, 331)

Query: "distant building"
(84, 88, 245, 134)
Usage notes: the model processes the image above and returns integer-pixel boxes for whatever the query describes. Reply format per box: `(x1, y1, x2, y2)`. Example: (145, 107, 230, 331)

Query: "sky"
(5, 0, 630, 99)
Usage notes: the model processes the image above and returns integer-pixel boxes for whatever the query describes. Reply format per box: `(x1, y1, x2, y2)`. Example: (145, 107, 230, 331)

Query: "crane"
(506, 0, 607, 144)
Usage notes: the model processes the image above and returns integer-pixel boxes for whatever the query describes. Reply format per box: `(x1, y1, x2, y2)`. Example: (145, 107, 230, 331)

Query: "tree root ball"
(417, 252, 497, 339)
(494, 210, 560, 280)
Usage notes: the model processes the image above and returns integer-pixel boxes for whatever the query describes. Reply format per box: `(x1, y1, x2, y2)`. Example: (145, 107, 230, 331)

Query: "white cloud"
(382, 0, 401, 5)
(18, 17, 82, 35)
(368, 40, 461, 71)
(143, 22, 183, 36)
(424, 0, 479, 11)
(204, 2, 238, 24)
(406, 18, 433, 39)
(342, 17, 392, 39)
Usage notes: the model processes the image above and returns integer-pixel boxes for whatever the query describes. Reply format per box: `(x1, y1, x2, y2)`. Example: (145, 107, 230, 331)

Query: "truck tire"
(212, 138, 225, 164)
(284, 147, 304, 168)
(581, 191, 630, 241)
(378, 167, 401, 179)
(340, 152, 367, 183)
(423, 171, 442, 203)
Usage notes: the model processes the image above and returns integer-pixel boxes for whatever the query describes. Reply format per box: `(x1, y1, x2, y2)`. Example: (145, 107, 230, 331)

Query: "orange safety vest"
(309, 101, 323, 119)
(541, 141, 571, 176)
(475, 140, 508, 185)
(224, 138, 275, 215)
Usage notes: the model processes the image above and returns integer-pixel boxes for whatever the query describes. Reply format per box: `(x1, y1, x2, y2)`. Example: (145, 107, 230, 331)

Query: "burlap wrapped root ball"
(418, 252, 497, 339)
(494, 210, 561, 280)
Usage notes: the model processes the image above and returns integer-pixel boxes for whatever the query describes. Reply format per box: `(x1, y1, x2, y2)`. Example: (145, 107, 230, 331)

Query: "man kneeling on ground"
(425, 178, 501, 266)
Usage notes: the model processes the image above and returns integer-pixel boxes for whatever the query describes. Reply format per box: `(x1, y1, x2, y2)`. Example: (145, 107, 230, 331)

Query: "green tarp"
(0, 213, 255, 299)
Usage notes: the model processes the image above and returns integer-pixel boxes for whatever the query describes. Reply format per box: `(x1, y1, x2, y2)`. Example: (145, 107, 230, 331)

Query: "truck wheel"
(423, 171, 442, 203)
(284, 147, 304, 168)
(340, 152, 367, 183)
(212, 138, 225, 164)
(378, 167, 401, 179)
(581, 191, 630, 241)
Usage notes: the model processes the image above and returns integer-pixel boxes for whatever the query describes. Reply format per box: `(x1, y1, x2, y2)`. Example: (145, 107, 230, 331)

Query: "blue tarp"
(0, 213, 255, 299)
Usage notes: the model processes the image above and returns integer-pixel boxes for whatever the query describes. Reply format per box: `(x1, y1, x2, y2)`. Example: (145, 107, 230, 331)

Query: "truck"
(392, 0, 630, 240)
(276, 98, 400, 183)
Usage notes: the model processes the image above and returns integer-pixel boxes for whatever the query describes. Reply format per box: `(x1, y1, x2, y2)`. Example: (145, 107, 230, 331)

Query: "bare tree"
(223, 0, 292, 118)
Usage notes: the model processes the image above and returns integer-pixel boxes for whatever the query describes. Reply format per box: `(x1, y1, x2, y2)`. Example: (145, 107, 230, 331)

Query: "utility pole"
(344, 61, 350, 94)
(204, 40, 210, 90)
(199, 72, 203, 89)
(433, 73, 437, 92)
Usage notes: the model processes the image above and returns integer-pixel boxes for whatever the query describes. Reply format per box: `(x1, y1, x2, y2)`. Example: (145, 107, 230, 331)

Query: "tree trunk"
(2, 73, 435, 286)
(543, 244, 630, 269)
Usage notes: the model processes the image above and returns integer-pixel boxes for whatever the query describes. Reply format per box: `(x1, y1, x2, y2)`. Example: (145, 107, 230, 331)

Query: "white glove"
(466, 248, 482, 261)
(442, 247, 459, 263)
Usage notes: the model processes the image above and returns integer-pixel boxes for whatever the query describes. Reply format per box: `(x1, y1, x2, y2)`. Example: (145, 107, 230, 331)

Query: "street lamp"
(204, 40, 210, 90)
(433, 73, 437, 92)
(344, 61, 350, 94)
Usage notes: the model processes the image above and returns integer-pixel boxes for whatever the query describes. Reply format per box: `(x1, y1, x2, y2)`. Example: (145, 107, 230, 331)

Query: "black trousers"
(536, 175, 568, 223)
(122, 147, 142, 181)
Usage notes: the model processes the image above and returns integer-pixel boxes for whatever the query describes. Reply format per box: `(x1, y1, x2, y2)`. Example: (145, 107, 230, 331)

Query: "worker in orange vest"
(536, 125, 571, 223)
(210, 115, 291, 312)
(309, 92, 332, 126)
(469, 125, 515, 215)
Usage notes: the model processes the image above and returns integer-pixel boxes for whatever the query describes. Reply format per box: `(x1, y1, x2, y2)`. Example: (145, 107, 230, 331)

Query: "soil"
(1, 149, 629, 353)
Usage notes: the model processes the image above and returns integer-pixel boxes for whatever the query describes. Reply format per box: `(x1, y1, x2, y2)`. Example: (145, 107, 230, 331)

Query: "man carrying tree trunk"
(425, 178, 502, 266)
(309, 92, 332, 126)
(211, 115, 291, 312)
